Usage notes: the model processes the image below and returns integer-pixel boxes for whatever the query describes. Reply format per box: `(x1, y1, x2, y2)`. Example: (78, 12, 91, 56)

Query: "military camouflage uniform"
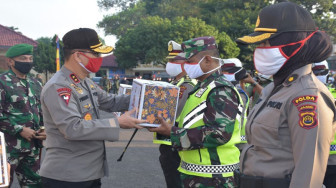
(0, 69, 43, 188)
(171, 70, 239, 188)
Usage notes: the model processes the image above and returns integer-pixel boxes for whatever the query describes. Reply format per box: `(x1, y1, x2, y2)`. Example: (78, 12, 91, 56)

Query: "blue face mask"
(14, 61, 33, 74)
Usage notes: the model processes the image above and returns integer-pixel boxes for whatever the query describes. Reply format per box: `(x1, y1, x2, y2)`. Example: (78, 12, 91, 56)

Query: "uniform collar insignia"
(284, 74, 298, 86)
(70, 73, 80, 84)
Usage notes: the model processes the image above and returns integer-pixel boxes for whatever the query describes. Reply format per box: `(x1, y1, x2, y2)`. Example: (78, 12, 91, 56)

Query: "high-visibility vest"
(153, 77, 197, 145)
(238, 88, 249, 144)
(328, 86, 336, 155)
(177, 79, 243, 177)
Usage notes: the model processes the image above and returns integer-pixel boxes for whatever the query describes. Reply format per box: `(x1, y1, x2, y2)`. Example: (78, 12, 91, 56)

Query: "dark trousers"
(159, 144, 182, 188)
(41, 177, 101, 188)
(324, 165, 336, 188)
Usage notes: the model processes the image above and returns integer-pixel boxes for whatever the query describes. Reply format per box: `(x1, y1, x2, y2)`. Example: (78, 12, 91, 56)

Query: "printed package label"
(129, 79, 180, 127)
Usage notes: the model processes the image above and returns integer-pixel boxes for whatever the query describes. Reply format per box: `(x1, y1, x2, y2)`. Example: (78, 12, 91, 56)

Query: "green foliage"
(113, 16, 239, 68)
(114, 16, 172, 68)
(98, 0, 336, 69)
(34, 35, 63, 74)
(98, 2, 146, 37)
(97, 0, 138, 10)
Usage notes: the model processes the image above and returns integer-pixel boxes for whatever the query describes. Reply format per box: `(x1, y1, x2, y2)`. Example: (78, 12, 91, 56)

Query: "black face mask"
(13, 61, 33, 74)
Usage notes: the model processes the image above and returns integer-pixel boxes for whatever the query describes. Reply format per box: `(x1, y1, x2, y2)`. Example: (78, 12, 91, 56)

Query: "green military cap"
(181, 36, 217, 59)
(5, 43, 33, 58)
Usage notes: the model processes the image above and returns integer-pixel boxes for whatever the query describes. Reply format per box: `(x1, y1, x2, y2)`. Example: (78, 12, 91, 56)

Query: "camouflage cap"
(181, 36, 217, 59)
(6, 43, 33, 58)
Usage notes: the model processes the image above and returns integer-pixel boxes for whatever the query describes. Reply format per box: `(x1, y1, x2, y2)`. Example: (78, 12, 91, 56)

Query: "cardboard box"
(0, 132, 8, 187)
(117, 84, 132, 117)
(129, 79, 180, 127)
(118, 84, 132, 95)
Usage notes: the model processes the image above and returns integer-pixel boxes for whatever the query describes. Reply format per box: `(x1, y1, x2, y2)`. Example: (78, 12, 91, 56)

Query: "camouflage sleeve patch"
(297, 104, 318, 130)
(57, 88, 72, 105)
(292, 95, 317, 106)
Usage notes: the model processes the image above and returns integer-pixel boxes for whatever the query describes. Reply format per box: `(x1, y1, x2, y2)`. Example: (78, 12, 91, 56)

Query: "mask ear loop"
(181, 63, 185, 73)
(203, 56, 224, 74)
(280, 31, 317, 59)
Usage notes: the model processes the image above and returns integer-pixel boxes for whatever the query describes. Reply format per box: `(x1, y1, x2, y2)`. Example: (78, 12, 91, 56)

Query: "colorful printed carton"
(117, 84, 132, 117)
(129, 79, 180, 127)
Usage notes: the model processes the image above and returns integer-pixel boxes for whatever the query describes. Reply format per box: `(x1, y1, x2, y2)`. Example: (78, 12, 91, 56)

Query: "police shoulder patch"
(297, 104, 318, 130)
(58, 89, 71, 106)
(292, 95, 317, 106)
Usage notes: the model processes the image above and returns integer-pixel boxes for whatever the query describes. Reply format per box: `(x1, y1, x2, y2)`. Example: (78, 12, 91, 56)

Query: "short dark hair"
(63, 48, 73, 61)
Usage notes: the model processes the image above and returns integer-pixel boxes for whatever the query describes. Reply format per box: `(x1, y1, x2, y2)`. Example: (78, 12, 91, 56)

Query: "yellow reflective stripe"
(254, 28, 277, 32)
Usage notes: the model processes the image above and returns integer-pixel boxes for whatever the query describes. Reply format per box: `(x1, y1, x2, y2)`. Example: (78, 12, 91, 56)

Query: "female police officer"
(235, 2, 336, 188)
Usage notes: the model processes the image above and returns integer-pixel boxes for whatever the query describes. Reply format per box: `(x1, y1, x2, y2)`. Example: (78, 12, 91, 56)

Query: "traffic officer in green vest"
(312, 60, 336, 188)
(149, 36, 243, 187)
(153, 40, 196, 188)
(235, 2, 336, 188)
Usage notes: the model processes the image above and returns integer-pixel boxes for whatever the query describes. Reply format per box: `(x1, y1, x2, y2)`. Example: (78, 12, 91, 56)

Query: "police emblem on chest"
(195, 87, 207, 98)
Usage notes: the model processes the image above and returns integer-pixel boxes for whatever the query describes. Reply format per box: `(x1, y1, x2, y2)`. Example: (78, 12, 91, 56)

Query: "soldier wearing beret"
(39, 28, 144, 188)
(149, 36, 244, 187)
(1, 43, 45, 187)
(235, 2, 336, 188)
(153, 40, 196, 188)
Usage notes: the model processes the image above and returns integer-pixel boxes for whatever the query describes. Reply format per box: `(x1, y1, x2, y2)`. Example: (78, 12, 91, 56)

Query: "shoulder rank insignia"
(297, 104, 318, 130)
(70, 73, 80, 83)
(57, 88, 72, 106)
(90, 84, 94, 89)
(84, 112, 92, 120)
(195, 87, 207, 98)
(179, 85, 187, 99)
(292, 95, 317, 106)
(284, 74, 298, 85)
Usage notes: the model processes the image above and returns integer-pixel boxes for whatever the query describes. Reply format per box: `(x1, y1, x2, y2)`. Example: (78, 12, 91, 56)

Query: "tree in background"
(34, 35, 63, 79)
(113, 16, 239, 68)
(98, 0, 336, 70)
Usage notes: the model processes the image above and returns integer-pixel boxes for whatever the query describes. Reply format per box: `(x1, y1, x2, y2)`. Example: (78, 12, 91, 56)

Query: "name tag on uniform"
(195, 88, 207, 98)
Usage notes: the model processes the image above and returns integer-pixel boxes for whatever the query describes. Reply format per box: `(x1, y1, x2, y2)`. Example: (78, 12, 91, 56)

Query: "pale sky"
(0, 0, 118, 46)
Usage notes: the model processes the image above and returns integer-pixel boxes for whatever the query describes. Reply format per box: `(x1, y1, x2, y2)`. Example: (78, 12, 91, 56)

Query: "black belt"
(234, 170, 290, 188)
